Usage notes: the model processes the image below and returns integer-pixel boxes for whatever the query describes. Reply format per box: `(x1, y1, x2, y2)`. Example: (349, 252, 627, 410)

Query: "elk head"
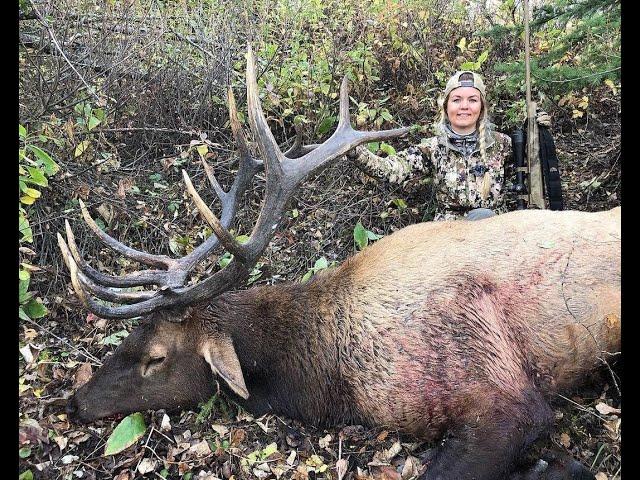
(58, 45, 409, 423)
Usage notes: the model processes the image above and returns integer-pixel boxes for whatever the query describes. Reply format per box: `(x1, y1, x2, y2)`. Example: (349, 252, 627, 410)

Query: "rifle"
(510, 0, 563, 211)
(522, 0, 545, 209)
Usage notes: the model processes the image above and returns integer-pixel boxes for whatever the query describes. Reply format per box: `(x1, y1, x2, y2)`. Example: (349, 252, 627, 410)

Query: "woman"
(349, 71, 549, 221)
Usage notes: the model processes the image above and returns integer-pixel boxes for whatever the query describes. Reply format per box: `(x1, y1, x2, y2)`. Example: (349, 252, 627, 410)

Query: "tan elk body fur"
(184, 207, 620, 440)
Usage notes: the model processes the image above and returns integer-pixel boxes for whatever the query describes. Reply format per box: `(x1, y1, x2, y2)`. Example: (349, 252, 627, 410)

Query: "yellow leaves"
(604, 79, 618, 95)
(20, 187, 41, 205)
(305, 454, 328, 473)
(74, 140, 90, 157)
(578, 96, 589, 110)
(560, 93, 590, 119)
(457, 37, 467, 53)
(572, 95, 589, 118)
(196, 144, 208, 159)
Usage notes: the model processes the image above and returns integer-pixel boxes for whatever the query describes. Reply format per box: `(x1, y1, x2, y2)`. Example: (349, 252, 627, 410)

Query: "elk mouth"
(65, 395, 127, 424)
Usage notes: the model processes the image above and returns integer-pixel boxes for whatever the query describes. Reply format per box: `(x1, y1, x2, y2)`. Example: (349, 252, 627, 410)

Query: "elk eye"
(142, 356, 166, 377)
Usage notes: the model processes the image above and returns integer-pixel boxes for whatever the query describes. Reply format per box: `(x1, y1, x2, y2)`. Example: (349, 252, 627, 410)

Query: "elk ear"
(200, 336, 249, 399)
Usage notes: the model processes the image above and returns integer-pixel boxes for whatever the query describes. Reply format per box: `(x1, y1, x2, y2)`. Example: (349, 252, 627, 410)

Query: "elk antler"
(58, 45, 410, 319)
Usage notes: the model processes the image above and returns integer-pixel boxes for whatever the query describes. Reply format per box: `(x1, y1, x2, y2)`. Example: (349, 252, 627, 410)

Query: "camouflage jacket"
(352, 126, 513, 221)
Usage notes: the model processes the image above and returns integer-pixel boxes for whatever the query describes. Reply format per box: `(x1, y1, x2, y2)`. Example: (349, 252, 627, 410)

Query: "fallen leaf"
(73, 363, 93, 389)
(113, 471, 132, 480)
(104, 413, 147, 456)
(253, 466, 270, 479)
(161, 414, 171, 432)
(117, 178, 134, 199)
(559, 433, 571, 448)
(370, 441, 403, 466)
(271, 464, 287, 479)
(19, 419, 48, 446)
(61, 455, 79, 465)
(96, 203, 114, 225)
(54, 435, 68, 452)
(52, 365, 66, 380)
(230, 428, 246, 447)
(401, 456, 421, 479)
(68, 431, 91, 445)
(23, 328, 38, 341)
(595, 473, 608, 480)
(336, 458, 349, 480)
(603, 417, 621, 440)
(211, 424, 229, 436)
(189, 439, 212, 457)
(372, 465, 401, 480)
(19, 344, 34, 364)
(292, 464, 309, 480)
(319, 434, 332, 448)
(137, 458, 157, 475)
(287, 450, 297, 466)
(306, 454, 328, 473)
(595, 402, 621, 416)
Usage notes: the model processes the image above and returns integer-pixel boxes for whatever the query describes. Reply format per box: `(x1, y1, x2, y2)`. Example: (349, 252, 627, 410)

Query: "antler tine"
(283, 124, 321, 159)
(246, 45, 285, 181)
(59, 232, 170, 318)
(61, 225, 250, 319)
(182, 169, 249, 264)
(336, 75, 352, 131)
(279, 75, 411, 184)
(228, 86, 252, 161)
(79, 200, 173, 269)
(64, 220, 168, 288)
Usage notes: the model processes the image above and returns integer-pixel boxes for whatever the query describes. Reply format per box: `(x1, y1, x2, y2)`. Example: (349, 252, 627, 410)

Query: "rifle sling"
(538, 125, 564, 211)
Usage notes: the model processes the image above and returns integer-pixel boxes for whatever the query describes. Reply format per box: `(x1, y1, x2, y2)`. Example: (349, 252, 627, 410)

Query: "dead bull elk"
(58, 47, 620, 480)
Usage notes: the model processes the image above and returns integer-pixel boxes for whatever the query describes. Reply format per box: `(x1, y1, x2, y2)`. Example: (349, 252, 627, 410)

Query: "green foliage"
(301, 256, 338, 283)
(19, 124, 59, 212)
(19, 269, 48, 322)
(353, 221, 382, 251)
(487, 0, 620, 97)
(241, 442, 279, 470)
(19, 471, 34, 480)
(19, 447, 32, 459)
(195, 393, 232, 424)
(104, 412, 147, 456)
(99, 329, 130, 347)
(19, 123, 61, 323)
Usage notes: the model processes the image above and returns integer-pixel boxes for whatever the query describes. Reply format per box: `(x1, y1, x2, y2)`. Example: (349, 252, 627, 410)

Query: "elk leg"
(420, 388, 555, 480)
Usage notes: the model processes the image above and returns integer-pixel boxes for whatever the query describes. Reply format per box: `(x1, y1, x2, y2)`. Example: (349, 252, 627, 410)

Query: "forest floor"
(19, 108, 621, 480)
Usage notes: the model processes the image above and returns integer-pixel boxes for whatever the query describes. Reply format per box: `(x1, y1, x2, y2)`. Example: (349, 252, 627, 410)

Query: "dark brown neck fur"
(199, 272, 361, 427)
